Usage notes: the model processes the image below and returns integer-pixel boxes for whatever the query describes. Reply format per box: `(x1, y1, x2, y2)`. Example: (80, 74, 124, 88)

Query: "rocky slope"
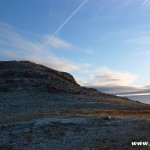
(0, 61, 150, 150)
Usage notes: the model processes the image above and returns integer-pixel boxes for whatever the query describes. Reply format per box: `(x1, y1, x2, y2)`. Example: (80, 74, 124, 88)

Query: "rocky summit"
(0, 61, 150, 150)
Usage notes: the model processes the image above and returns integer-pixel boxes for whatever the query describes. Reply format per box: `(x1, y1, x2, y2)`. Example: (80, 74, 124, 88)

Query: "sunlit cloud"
(74, 67, 137, 87)
(88, 67, 137, 86)
(75, 76, 88, 85)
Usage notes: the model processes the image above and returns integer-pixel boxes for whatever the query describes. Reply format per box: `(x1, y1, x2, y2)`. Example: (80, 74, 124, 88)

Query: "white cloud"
(126, 36, 150, 44)
(75, 76, 88, 85)
(26, 53, 79, 72)
(0, 22, 42, 53)
(83, 67, 137, 86)
(0, 22, 79, 72)
(46, 36, 72, 49)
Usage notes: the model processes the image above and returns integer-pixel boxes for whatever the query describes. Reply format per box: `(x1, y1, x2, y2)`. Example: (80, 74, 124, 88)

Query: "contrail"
(40, 0, 88, 50)
(52, 0, 88, 37)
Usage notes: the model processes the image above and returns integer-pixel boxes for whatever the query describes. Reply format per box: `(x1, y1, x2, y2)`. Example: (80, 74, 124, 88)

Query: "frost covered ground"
(0, 91, 150, 150)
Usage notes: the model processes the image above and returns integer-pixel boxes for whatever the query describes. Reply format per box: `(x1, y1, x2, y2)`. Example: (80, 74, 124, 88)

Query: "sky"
(0, 0, 150, 103)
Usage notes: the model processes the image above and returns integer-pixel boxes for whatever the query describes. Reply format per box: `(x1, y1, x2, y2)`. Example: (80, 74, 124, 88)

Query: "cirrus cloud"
(46, 36, 72, 48)
(0, 21, 79, 72)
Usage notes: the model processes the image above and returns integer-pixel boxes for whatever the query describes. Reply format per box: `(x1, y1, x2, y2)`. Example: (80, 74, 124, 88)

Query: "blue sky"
(1, 0, 150, 99)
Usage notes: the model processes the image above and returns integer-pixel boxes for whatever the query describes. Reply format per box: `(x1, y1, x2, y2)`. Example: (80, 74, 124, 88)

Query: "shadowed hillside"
(0, 60, 148, 106)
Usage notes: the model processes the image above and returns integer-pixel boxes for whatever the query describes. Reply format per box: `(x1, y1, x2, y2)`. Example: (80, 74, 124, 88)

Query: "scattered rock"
(103, 115, 112, 120)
